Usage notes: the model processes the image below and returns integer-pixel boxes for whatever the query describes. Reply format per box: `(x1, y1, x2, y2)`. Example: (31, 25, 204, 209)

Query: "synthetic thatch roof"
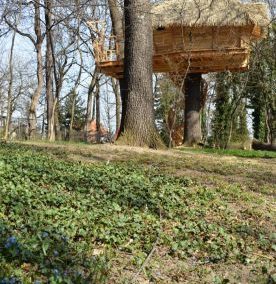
(152, 0, 270, 28)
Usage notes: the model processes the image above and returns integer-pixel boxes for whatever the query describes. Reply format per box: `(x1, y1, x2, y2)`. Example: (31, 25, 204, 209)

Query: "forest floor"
(0, 141, 275, 283)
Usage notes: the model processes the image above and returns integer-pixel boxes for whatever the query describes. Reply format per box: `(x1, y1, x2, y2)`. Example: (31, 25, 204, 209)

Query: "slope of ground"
(0, 141, 275, 284)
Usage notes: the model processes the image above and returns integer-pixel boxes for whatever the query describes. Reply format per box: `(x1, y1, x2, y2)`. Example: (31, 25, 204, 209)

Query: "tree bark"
(111, 78, 121, 133)
(85, 70, 100, 142)
(86, 78, 95, 125)
(28, 44, 43, 139)
(183, 74, 203, 146)
(92, 96, 96, 121)
(108, 0, 124, 59)
(4, 30, 16, 141)
(119, 78, 127, 133)
(55, 104, 62, 141)
(118, 0, 162, 148)
(68, 58, 82, 141)
(44, 0, 55, 141)
(69, 90, 77, 141)
(107, 0, 127, 135)
(28, 0, 44, 139)
(95, 80, 101, 143)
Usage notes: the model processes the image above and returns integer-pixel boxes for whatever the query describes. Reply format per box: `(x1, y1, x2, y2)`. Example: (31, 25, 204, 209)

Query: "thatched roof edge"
(152, 0, 270, 29)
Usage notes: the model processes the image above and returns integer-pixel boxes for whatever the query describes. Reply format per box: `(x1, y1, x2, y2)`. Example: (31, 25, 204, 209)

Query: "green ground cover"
(177, 147, 276, 159)
(0, 142, 275, 283)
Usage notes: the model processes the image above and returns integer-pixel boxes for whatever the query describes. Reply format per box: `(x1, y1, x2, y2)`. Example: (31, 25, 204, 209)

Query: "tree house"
(92, 0, 270, 79)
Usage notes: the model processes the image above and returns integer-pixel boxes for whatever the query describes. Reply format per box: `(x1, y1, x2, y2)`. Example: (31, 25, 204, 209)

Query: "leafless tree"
(4, 0, 45, 139)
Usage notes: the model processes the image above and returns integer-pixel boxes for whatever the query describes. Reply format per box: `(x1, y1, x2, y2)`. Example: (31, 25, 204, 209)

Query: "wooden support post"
(183, 73, 202, 146)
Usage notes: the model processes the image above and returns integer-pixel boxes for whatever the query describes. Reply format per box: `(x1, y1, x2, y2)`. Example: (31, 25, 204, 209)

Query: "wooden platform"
(92, 24, 265, 78)
(97, 48, 250, 78)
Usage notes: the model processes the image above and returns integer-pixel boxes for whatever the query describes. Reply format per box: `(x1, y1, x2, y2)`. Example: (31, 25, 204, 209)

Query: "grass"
(177, 147, 276, 159)
(0, 141, 275, 283)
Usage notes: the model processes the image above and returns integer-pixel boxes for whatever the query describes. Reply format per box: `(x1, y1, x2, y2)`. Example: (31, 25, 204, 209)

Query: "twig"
(131, 208, 162, 284)
(251, 253, 273, 260)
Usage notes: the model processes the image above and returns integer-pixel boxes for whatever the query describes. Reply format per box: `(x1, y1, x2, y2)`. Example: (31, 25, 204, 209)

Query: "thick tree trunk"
(183, 74, 203, 146)
(117, 0, 162, 148)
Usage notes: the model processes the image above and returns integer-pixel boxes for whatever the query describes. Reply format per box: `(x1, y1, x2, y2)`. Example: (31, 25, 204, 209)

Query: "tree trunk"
(53, 79, 64, 142)
(92, 96, 96, 121)
(118, 0, 162, 148)
(44, 0, 55, 141)
(69, 90, 77, 141)
(115, 84, 121, 133)
(86, 80, 94, 123)
(108, 0, 124, 59)
(108, 0, 127, 136)
(55, 104, 62, 141)
(111, 78, 121, 134)
(95, 80, 101, 143)
(119, 78, 127, 133)
(272, 136, 276, 147)
(28, 44, 43, 139)
(183, 74, 203, 146)
(41, 98, 47, 138)
(68, 60, 82, 141)
(28, 0, 44, 139)
(85, 70, 100, 142)
(4, 30, 16, 141)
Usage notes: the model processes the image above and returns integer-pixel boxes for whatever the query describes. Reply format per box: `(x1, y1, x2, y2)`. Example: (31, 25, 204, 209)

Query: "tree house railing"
(87, 20, 122, 63)
(93, 35, 121, 63)
(93, 30, 250, 64)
